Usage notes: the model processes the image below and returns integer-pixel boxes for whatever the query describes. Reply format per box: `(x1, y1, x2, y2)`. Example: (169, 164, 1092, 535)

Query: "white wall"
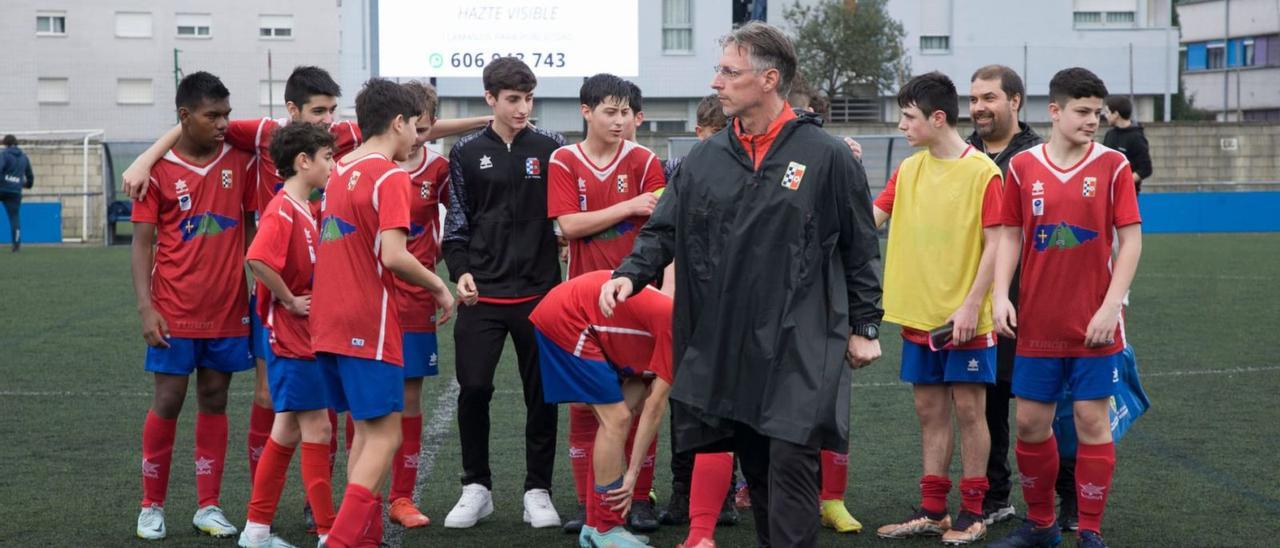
(1177, 0, 1280, 42)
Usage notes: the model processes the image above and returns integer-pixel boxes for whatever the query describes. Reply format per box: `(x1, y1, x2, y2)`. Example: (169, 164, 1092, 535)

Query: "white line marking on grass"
(383, 378, 461, 548)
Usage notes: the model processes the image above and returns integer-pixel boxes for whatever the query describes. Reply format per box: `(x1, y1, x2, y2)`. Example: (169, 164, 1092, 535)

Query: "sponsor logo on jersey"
(479, 155, 493, 170)
(408, 222, 427, 240)
(351, 337, 365, 348)
(320, 215, 357, 242)
(1032, 197, 1045, 216)
(525, 157, 541, 177)
(1032, 222, 1098, 251)
(347, 170, 362, 191)
(221, 169, 233, 189)
(1031, 180, 1045, 196)
(179, 212, 239, 242)
(1082, 177, 1097, 198)
(578, 194, 588, 211)
(616, 174, 629, 193)
(577, 177, 587, 193)
(176, 180, 192, 211)
(781, 161, 806, 190)
(582, 220, 637, 243)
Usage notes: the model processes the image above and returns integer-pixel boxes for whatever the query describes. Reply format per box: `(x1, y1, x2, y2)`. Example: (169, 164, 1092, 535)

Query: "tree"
(784, 0, 907, 99)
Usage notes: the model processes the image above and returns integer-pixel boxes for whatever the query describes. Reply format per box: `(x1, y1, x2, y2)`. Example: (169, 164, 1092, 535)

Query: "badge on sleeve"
(781, 161, 806, 191)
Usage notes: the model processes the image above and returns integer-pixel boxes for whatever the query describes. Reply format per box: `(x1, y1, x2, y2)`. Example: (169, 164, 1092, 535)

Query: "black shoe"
(626, 499, 660, 533)
(986, 518, 1062, 548)
(303, 502, 316, 534)
(717, 491, 739, 526)
(659, 490, 689, 525)
(1057, 499, 1079, 532)
(1077, 530, 1107, 548)
(982, 498, 1017, 525)
(562, 504, 586, 534)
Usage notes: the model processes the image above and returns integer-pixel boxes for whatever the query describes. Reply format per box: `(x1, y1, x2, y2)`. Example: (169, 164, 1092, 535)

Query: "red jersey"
(395, 146, 451, 333)
(225, 118, 362, 212)
(131, 144, 255, 338)
(310, 153, 413, 365)
(246, 191, 319, 359)
(1001, 143, 1141, 357)
(874, 145, 1004, 349)
(547, 140, 665, 278)
(528, 270, 673, 383)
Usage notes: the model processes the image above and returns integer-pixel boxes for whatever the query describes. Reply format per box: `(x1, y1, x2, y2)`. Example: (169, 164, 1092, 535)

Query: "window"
(37, 12, 66, 35)
(1207, 43, 1225, 70)
(1242, 38, 1256, 67)
(117, 79, 154, 105)
(259, 15, 293, 39)
(920, 35, 950, 53)
(1106, 11, 1135, 24)
(38, 78, 70, 104)
(1073, 11, 1102, 25)
(115, 12, 153, 38)
(662, 0, 693, 53)
(176, 13, 211, 38)
(1179, 46, 1188, 71)
(260, 80, 286, 106)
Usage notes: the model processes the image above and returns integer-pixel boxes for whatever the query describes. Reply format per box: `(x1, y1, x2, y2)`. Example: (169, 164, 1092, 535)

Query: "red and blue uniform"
(394, 146, 450, 379)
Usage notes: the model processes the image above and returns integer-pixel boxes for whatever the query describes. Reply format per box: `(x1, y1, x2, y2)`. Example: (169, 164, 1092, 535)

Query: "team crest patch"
(781, 161, 806, 190)
(420, 184, 431, 199)
(1031, 181, 1045, 196)
(1082, 177, 1097, 198)
(616, 174, 629, 193)
(347, 170, 362, 191)
(525, 158, 541, 176)
(220, 169, 232, 189)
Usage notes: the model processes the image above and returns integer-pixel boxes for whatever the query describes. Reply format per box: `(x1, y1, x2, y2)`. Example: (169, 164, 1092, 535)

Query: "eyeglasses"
(713, 64, 759, 80)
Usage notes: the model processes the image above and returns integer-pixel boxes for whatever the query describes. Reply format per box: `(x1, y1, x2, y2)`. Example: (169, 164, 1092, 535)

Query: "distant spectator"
(0, 134, 36, 252)
(1103, 96, 1153, 193)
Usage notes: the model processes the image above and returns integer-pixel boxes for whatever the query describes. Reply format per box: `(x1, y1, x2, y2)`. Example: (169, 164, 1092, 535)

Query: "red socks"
(301, 441, 337, 534)
(919, 475, 952, 516)
(624, 419, 658, 500)
(356, 494, 384, 548)
(588, 474, 626, 532)
(959, 476, 990, 516)
(568, 405, 597, 505)
(1016, 436, 1060, 528)
(685, 452, 733, 546)
(328, 483, 379, 548)
(195, 412, 228, 508)
(141, 411, 177, 507)
(820, 450, 848, 501)
(247, 438, 295, 524)
(390, 414, 423, 501)
(247, 404, 274, 481)
(1075, 441, 1115, 534)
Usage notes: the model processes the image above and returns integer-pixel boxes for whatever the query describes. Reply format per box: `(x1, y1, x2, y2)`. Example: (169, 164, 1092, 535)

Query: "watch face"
(867, 325, 879, 339)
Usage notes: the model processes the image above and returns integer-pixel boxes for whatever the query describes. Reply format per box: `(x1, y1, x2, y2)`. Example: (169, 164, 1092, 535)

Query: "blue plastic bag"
(1054, 346, 1151, 457)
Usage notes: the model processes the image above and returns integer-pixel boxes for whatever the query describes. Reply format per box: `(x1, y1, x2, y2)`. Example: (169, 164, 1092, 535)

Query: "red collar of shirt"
(734, 103, 796, 170)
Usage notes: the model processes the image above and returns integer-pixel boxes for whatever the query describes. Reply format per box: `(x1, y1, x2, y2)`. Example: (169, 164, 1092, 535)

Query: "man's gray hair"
(719, 21, 799, 97)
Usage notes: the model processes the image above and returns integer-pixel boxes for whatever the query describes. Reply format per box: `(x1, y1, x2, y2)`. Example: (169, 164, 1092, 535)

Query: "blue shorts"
(316, 352, 404, 420)
(402, 331, 439, 379)
(145, 336, 254, 375)
(535, 330, 623, 405)
(249, 296, 269, 361)
(1013, 352, 1123, 403)
(267, 353, 341, 413)
(899, 340, 997, 385)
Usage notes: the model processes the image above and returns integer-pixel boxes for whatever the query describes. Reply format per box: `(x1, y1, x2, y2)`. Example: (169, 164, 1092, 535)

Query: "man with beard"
(966, 65, 1076, 531)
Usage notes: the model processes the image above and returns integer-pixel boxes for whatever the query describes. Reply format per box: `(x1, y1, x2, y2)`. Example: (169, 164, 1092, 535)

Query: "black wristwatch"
(852, 322, 879, 340)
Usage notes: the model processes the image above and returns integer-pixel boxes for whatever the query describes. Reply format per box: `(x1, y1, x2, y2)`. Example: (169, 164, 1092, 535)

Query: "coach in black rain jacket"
(613, 106, 883, 456)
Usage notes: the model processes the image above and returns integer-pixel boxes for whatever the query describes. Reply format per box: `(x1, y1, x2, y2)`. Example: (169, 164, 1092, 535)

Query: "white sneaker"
(522, 488, 562, 528)
(192, 505, 238, 538)
(238, 531, 299, 548)
(444, 483, 494, 528)
(136, 504, 166, 540)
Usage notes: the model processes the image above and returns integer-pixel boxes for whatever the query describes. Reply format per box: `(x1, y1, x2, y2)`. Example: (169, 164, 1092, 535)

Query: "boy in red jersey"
(384, 80, 452, 529)
(238, 122, 338, 548)
(548, 74, 666, 534)
(529, 270, 674, 548)
(131, 72, 256, 541)
(988, 67, 1141, 548)
(309, 78, 455, 548)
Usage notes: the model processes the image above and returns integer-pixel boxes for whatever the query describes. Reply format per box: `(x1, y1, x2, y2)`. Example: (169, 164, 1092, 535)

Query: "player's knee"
(151, 394, 184, 419)
(914, 395, 948, 425)
(1073, 407, 1112, 443)
(195, 386, 229, 413)
(1015, 412, 1053, 442)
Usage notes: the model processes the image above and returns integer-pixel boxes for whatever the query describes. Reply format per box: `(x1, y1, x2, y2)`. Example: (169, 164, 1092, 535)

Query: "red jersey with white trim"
(873, 145, 1004, 349)
(225, 118, 362, 212)
(547, 141, 665, 278)
(131, 144, 255, 338)
(528, 270, 673, 383)
(1001, 143, 1141, 357)
(246, 192, 319, 359)
(395, 146, 450, 333)
(310, 153, 413, 365)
